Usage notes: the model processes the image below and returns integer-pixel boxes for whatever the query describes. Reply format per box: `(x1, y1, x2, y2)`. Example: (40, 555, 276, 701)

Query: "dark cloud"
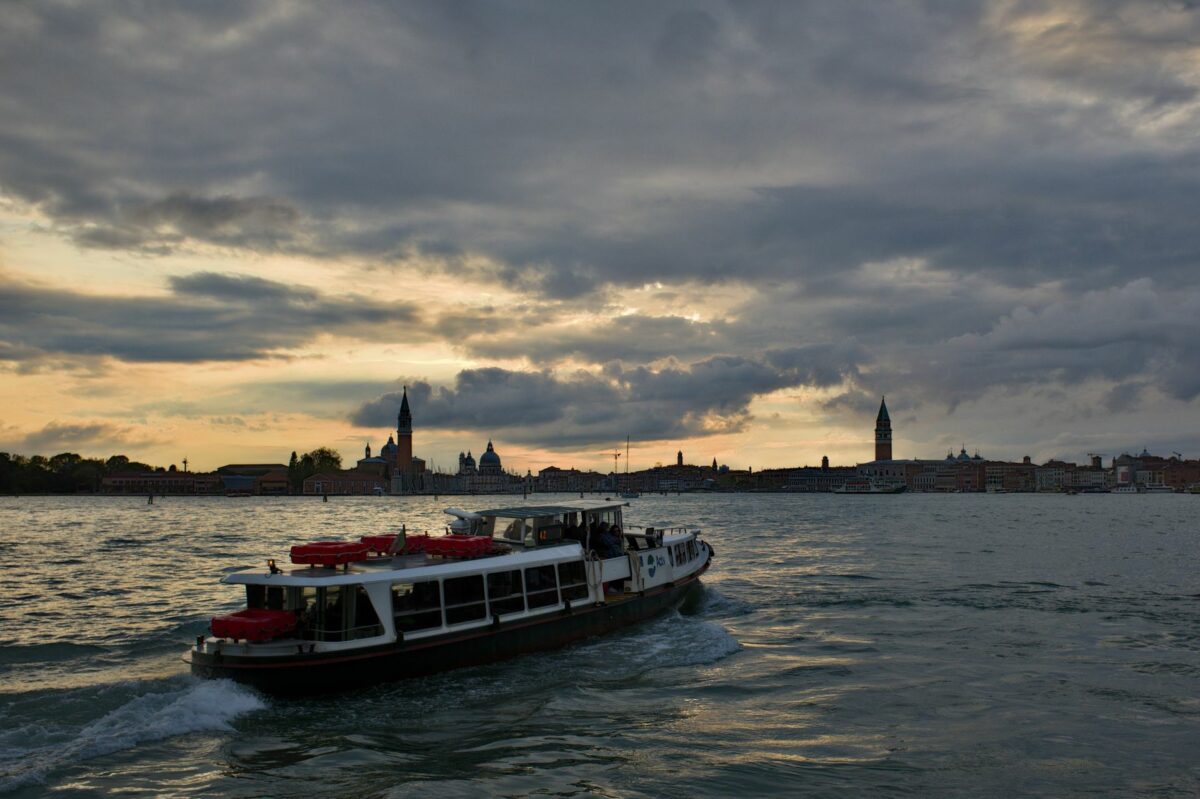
(74, 193, 301, 253)
(350, 349, 866, 448)
(8, 421, 158, 455)
(2, 0, 1200, 455)
(456, 313, 735, 365)
(3, 0, 1198, 300)
(653, 10, 719, 71)
(856, 279, 1200, 409)
(0, 273, 421, 364)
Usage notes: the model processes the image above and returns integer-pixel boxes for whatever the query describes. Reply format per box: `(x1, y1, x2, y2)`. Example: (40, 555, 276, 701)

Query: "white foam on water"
(619, 611, 743, 669)
(0, 678, 264, 793)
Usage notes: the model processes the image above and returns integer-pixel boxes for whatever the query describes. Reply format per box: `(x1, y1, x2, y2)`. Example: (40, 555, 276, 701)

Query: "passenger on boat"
(563, 517, 585, 543)
(594, 522, 623, 558)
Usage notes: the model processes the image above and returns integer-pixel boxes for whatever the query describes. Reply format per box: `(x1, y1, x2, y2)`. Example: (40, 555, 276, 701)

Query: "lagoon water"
(1, 493, 1198, 797)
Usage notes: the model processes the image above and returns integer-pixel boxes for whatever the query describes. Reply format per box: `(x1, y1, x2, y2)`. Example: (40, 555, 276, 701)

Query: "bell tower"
(397, 386, 413, 475)
(875, 396, 892, 461)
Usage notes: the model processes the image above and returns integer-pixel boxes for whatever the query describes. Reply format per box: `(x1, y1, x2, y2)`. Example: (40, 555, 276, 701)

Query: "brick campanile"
(875, 396, 892, 461)
(397, 386, 413, 474)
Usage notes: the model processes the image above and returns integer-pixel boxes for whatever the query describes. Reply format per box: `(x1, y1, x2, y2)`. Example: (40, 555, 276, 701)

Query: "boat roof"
(469, 499, 625, 518)
(227, 542, 585, 587)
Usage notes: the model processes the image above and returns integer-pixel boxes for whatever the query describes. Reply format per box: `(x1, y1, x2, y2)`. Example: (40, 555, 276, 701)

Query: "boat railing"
(299, 622, 385, 643)
(623, 525, 695, 538)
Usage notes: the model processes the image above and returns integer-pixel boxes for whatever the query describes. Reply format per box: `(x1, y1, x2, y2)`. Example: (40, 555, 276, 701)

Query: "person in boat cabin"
(563, 514, 584, 543)
(594, 522, 623, 558)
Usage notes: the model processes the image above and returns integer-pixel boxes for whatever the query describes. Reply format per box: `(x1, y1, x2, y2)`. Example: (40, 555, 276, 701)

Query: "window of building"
(557, 560, 589, 601)
(524, 564, 559, 609)
(487, 569, 525, 616)
(392, 580, 442, 632)
(444, 575, 486, 625)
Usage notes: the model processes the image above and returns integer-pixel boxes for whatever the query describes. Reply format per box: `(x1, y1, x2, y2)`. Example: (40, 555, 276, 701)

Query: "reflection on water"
(2, 493, 1199, 797)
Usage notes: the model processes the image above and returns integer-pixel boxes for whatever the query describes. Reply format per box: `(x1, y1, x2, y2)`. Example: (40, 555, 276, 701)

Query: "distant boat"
(834, 478, 906, 494)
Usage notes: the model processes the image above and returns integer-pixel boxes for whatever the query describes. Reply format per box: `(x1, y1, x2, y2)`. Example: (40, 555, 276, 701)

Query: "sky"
(2, 0, 1199, 473)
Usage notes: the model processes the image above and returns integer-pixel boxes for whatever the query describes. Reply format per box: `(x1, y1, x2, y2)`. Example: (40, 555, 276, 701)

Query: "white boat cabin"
(210, 500, 708, 657)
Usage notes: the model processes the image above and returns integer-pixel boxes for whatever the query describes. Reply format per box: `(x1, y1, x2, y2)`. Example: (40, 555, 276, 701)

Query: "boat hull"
(187, 561, 708, 695)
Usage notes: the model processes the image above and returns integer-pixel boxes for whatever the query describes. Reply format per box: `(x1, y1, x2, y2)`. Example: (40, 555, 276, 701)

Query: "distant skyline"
(2, 1, 1199, 473)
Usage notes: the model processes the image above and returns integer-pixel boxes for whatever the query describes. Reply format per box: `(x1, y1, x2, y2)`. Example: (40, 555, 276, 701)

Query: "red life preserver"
(211, 608, 297, 641)
(289, 541, 369, 566)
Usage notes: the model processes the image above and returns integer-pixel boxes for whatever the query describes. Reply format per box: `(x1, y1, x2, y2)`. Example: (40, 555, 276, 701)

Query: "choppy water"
(1, 493, 1198, 797)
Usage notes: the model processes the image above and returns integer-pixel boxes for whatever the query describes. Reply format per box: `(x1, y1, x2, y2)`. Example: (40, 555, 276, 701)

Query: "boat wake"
(0, 677, 264, 793)
(598, 609, 742, 670)
(689, 586, 756, 618)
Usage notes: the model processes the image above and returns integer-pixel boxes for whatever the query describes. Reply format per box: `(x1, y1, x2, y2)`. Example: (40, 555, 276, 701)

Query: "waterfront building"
(304, 468, 390, 495)
(396, 387, 413, 475)
(380, 436, 398, 466)
(857, 459, 921, 487)
(777, 465, 857, 492)
(536, 466, 606, 493)
(216, 464, 290, 495)
(875, 397, 892, 461)
(104, 464, 286, 496)
(451, 440, 521, 493)
(984, 459, 1035, 492)
(1070, 463, 1111, 491)
(101, 469, 222, 495)
(1035, 461, 1074, 492)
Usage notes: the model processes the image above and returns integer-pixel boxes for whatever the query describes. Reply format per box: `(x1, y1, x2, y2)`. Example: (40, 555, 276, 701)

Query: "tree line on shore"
(287, 448, 342, 493)
(0, 452, 160, 494)
(1, 447, 346, 494)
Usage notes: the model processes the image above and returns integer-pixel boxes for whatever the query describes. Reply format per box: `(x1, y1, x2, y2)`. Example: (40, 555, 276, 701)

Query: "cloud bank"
(2, 0, 1199, 458)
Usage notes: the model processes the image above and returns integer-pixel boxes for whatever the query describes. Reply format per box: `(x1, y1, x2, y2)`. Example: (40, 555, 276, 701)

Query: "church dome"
(479, 440, 501, 469)
(381, 435, 398, 456)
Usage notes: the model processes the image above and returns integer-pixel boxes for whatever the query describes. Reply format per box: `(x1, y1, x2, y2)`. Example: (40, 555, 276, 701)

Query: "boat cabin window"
(286, 586, 318, 617)
(499, 519, 527, 543)
(524, 564, 559, 609)
(562, 513, 584, 543)
(444, 575, 487, 625)
(392, 580, 442, 632)
(245, 584, 285, 610)
(296, 585, 383, 642)
(532, 516, 563, 544)
(557, 560, 590, 602)
(487, 569, 525, 616)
